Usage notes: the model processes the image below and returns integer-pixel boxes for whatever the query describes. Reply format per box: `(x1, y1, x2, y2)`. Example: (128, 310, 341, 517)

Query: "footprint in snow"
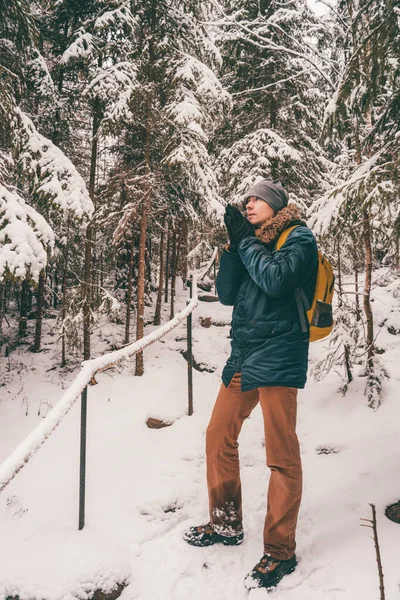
(6, 495, 29, 518)
(173, 574, 201, 599)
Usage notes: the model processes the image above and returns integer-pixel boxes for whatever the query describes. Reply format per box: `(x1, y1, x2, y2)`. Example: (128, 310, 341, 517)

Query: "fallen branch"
(360, 503, 385, 600)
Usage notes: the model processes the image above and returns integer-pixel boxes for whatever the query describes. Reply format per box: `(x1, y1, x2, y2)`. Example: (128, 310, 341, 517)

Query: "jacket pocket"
(247, 319, 293, 342)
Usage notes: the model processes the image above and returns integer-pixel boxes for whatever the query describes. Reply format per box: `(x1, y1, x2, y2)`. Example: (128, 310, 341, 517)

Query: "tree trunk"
(179, 219, 189, 286)
(337, 237, 352, 383)
(53, 268, 59, 309)
(348, 232, 361, 320)
(83, 226, 93, 361)
(33, 268, 46, 352)
(363, 211, 374, 370)
(19, 279, 29, 336)
(354, 256, 361, 320)
(154, 224, 165, 325)
(51, 19, 68, 146)
(83, 104, 101, 361)
(61, 266, 67, 366)
(28, 286, 33, 312)
(0, 283, 4, 341)
(146, 234, 152, 284)
(170, 229, 177, 320)
(60, 219, 70, 367)
(164, 224, 170, 303)
(336, 235, 343, 301)
(135, 199, 151, 375)
(100, 251, 104, 290)
(344, 344, 353, 384)
(135, 96, 153, 376)
(124, 234, 136, 345)
(169, 230, 182, 320)
(135, 0, 157, 376)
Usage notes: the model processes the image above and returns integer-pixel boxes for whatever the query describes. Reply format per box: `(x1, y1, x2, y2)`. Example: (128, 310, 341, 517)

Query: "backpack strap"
(275, 225, 300, 250)
(276, 225, 309, 334)
(294, 288, 310, 333)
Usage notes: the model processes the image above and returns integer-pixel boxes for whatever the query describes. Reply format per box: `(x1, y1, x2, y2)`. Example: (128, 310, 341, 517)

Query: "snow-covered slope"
(0, 276, 399, 600)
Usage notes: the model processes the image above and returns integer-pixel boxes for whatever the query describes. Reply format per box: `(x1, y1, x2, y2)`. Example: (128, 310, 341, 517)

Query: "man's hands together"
(224, 204, 255, 250)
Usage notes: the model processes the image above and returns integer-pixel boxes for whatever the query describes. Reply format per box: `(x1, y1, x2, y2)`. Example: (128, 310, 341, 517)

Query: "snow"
(93, 5, 137, 34)
(14, 109, 94, 220)
(173, 55, 229, 108)
(161, 53, 229, 219)
(1, 273, 400, 599)
(168, 93, 203, 126)
(308, 151, 396, 236)
(83, 62, 138, 113)
(187, 240, 212, 260)
(59, 33, 96, 66)
(0, 184, 54, 282)
(307, 0, 330, 16)
(197, 247, 218, 279)
(0, 277, 198, 493)
(219, 128, 302, 206)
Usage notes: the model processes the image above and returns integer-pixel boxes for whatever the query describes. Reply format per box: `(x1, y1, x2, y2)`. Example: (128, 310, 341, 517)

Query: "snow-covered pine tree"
(310, 0, 399, 408)
(312, 231, 364, 393)
(0, 184, 55, 337)
(211, 0, 335, 206)
(40, 0, 138, 360)
(12, 108, 93, 351)
(0, 0, 56, 340)
(103, 0, 228, 374)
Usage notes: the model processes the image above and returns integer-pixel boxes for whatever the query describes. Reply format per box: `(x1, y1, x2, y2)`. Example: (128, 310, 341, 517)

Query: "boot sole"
(245, 555, 297, 590)
(221, 535, 243, 546)
(183, 531, 244, 547)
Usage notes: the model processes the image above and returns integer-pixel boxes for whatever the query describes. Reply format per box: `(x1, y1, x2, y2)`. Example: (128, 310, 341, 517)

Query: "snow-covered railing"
(0, 275, 198, 529)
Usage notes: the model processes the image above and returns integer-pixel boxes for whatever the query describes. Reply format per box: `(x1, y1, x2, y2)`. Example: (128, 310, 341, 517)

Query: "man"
(183, 179, 318, 590)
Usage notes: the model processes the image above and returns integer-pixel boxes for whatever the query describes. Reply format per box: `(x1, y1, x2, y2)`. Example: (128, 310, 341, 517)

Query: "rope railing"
(0, 275, 198, 516)
(0, 248, 219, 529)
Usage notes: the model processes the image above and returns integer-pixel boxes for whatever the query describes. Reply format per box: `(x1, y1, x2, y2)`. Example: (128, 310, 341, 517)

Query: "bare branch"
(259, 16, 341, 76)
(231, 68, 314, 96)
(209, 0, 335, 90)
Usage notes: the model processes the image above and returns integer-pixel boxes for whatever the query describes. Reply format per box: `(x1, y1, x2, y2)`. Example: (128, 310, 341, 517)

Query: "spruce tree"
(310, 0, 399, 408)
(103, 0, 228, 374)
(213, 0, 335, 205)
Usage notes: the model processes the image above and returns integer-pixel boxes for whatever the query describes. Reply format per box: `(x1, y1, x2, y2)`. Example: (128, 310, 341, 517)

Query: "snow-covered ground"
(0, 274, 399, 600)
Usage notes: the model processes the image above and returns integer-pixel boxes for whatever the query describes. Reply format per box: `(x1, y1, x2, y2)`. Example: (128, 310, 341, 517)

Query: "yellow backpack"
(276, 225, 334, 342)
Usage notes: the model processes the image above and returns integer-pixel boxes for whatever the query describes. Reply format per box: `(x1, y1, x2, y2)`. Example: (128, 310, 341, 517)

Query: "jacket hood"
(255, 204, 304, 245)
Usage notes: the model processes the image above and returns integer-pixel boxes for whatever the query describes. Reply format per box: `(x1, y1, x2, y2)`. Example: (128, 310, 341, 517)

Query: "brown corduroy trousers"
(206, 372, 302, 560)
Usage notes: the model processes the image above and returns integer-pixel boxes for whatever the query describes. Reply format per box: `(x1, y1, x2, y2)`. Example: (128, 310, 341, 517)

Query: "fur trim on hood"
(255, 204, 304, 245)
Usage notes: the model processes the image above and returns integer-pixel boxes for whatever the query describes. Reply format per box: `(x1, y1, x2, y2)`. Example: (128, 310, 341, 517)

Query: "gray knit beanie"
(245, 179, 289, 213)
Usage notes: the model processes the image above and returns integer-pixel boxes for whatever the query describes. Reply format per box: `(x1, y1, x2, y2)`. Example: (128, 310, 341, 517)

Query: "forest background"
(0, 0, 399, 410)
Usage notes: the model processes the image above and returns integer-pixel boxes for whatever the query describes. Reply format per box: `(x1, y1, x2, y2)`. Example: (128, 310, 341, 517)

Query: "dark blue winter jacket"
(217, 225, 318, 391)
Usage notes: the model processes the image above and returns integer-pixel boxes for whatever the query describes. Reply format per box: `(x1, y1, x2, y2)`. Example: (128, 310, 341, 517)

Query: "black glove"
(224, 204, 255, 246)
(224, 205, 238, 250)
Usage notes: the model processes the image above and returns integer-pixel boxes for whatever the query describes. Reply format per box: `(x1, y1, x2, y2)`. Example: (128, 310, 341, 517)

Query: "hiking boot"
(244, 553, 297, 590)
(183, 522, 244, 547)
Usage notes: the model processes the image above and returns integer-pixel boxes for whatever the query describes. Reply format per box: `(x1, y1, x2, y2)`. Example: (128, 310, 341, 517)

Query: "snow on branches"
(0, 184, 54, 282)
(84, 61, 139, 126)
(218, 129, 302, 206)
(13, 108, 93, 220)
(59, 32, 96, 66)
(93, 4, 138, 34)
(309, 152, 397, 244)
(163, 54, 230, 217)
(170, 55, 230, 129)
